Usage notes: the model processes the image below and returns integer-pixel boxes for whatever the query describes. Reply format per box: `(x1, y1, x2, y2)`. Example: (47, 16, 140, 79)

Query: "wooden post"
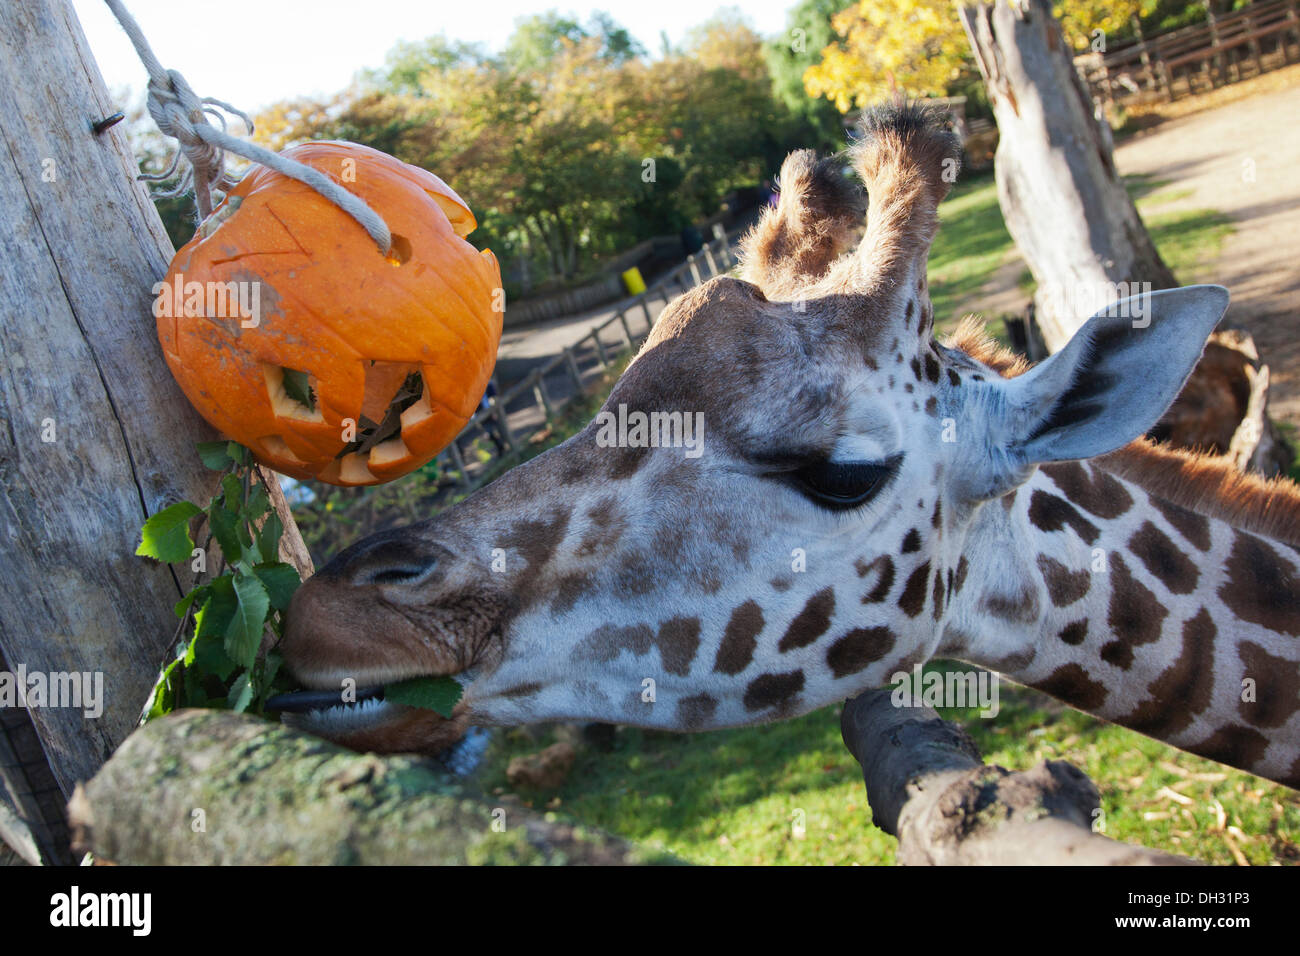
(0, 0, 312, 863)
(958, 0, 1178, 352)
(840, 691, 1196, 865)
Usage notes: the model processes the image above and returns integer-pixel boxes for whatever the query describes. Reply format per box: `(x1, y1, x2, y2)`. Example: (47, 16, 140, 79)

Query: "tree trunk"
(958, 0, 1292, 476)
(68, 710, 664, 865)
(840, 690, 1197, 865)
(959, 0, 1178, 352)
(0, 0, 311, 864)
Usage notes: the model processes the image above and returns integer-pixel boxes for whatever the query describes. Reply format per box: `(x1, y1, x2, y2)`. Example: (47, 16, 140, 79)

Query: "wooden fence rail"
(1076, 0, 1300, 109)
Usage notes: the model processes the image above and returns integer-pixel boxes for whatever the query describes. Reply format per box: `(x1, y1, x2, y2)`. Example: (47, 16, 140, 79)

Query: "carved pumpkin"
(155, 141, 502, 486)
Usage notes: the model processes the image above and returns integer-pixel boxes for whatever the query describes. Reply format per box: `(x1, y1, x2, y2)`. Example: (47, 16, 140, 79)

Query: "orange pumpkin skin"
(155, 141, 502, 485)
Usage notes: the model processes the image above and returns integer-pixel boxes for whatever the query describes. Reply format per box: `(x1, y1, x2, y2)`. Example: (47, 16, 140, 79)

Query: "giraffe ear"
(999, 284, 1230, 466)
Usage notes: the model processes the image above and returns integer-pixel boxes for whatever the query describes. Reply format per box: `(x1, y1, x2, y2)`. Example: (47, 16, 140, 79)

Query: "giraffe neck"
(944, 459, 1300, 789)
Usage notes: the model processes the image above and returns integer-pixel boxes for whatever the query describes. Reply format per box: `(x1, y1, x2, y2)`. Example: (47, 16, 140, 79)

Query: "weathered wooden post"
(0, 0, 310, 863)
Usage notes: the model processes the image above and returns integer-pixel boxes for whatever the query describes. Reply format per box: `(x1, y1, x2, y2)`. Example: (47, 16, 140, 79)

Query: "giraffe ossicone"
(282, 103, 1300, 793)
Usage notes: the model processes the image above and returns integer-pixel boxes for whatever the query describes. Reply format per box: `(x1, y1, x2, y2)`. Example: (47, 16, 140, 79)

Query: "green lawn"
(479, 665, 1299, 866)
(464, 170, 1284, 866)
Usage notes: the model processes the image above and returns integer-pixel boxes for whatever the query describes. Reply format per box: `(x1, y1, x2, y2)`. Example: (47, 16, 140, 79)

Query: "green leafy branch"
(137, 441, 300, 720)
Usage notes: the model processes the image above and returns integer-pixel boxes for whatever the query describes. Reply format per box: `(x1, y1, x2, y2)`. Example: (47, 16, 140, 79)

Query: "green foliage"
(765, 0, 850, 151)
(240, 12, 821, 292)
(385, 676, 464, 718)
(140, 442, 301, 721)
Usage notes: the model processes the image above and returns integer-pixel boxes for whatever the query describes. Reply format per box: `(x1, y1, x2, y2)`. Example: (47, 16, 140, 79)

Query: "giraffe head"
(281, 104, 1229, 754)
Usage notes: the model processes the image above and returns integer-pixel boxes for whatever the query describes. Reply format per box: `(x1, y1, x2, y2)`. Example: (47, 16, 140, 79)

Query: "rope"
(102, 0, 392, 254)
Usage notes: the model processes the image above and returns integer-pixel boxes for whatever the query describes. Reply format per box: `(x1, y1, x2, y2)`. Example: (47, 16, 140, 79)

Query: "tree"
(765, 0, 850, 150)
(805, 0, 1151, 110)
(0, 0, 310, 863)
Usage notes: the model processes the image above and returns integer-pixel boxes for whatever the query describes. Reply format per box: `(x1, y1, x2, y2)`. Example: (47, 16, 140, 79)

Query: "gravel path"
(1113, 78, 1300, 427)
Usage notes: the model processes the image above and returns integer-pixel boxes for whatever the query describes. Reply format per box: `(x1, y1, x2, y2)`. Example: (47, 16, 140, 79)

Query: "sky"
(74, 0, 798, 114)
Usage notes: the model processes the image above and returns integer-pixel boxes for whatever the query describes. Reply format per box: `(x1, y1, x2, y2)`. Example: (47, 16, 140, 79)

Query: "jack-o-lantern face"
(155, 141, 502, 485)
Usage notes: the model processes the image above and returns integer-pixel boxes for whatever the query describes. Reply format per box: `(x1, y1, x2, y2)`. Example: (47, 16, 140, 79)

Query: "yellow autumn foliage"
(805, 0, 1145, 111)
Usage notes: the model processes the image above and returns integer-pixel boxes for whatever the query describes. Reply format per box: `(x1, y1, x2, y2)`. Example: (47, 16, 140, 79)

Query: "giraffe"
(281, 104, 1300, 792)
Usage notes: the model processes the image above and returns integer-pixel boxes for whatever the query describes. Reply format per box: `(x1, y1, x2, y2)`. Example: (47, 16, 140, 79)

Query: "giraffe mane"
(945, 317, 1300, 549)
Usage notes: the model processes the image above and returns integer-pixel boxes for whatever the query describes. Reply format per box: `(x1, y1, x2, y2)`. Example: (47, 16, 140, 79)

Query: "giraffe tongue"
(265, 684, 384, 713)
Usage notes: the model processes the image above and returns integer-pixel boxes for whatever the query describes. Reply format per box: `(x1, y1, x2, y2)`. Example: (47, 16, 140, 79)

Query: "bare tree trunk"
(68, 710, 663, 865)
(0, 0, 312, 863)
(958, 0, 1292, 476)
(959, 0, 1177, 352)
(840, 690, 1197, 865)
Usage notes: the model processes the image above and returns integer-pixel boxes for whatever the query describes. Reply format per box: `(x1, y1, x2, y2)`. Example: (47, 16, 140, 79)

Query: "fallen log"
(840, 690, 1198, 865)
(68, 710, 667, 866)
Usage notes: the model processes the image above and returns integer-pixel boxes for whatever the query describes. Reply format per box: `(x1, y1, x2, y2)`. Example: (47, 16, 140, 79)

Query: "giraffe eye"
(789, 455, 901, 511)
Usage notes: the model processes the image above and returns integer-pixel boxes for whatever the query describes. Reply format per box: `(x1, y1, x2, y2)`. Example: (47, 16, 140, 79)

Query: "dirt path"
(1113, 78, 1300, 426)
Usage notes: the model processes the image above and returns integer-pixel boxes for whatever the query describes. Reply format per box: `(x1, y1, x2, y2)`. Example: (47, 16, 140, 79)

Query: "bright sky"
(74, 0, 797, 113)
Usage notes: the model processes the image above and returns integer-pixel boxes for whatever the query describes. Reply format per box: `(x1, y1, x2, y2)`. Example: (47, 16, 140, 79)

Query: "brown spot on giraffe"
(1151, 496, 1212, 552)
(1041, 461, 1134, 519)
(1032, 663, 1109, 711)
(550, 570, 595, 615)
(1057, 620, 1088, 646)
(714, 600, 764, 675)
(826, 627, 895, 678)
(501, 507, 572, 574)
(860, 555, 895, 603)
(779, 587, 836, 651)
(743, 670, 805, 712)
(1037, 555, 1091, 607)
(931, 567, 945, 620)
(656, 617, 702, 676)
(677, 693, 718, 729)
(1187, 723, 1271, 773)
(923, 353, 940, 384)
(898, 561, 930, 617)
(1028, 490, 1101, 545)
(901, 528, 921, 554)
(1117, 608, 1216, 739)
(1218, 531, 1300, 636)
(1237, 640, 1300, 729)
(931, 500, 942, 530)
(576, 497, 625, 557)
(1128, 521, 1200, 595)
(947, 368, 960, 387)
(499, 682, 543, 699)
(1101, 552, 1168, 670)
(980, 586, 1040, 624)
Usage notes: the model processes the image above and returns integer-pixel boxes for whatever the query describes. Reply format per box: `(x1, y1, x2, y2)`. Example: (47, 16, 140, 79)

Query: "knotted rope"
(103, 0, 392, 254)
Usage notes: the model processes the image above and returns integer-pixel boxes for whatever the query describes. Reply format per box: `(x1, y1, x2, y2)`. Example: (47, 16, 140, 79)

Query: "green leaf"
(256, 511, 284, 562)
(384, 676, 463, 718)
(225, 571, 270, 669)
(195, 577, 235, 640)
(245, 485, 271, 521)
(227, 441, 248, 465)
(227, 671, 254, 713)
(136, 501, 202, 563)
(221, 474, 244, 512)
(197, 440, 235, 470)
(146, 658, 179, 721)
(252, 562, 300, 611)
(191, 631, 237, 681)
(174, 583, 210, 619)
(281, 368, 315, 411)
(208, 503, 242, 560)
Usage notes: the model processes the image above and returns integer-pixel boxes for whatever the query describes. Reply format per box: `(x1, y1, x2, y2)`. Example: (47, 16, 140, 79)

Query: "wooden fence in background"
(1076, 0, 1300, 109)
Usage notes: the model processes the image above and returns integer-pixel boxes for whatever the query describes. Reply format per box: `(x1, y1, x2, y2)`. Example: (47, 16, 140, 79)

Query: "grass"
(479, 662, 1299, 865)
(927, 171, 1016, 334)
(462, 163, 1272, 866)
